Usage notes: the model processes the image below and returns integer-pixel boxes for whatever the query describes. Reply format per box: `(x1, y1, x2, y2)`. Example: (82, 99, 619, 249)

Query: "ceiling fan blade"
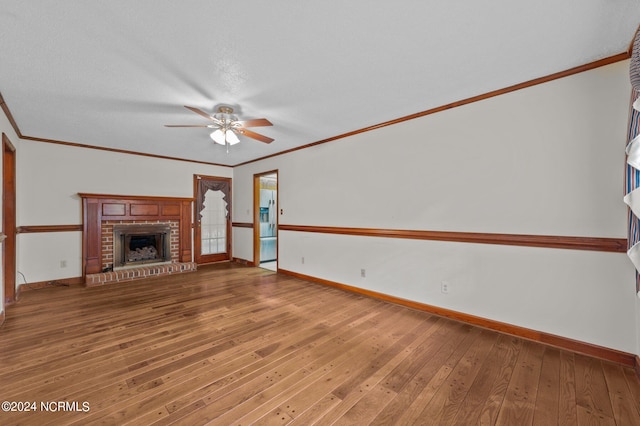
(184, 105, 222, 125)
(239, 128, 274, 144)
(164, 124, 210, 127)
(236, 118, 273, 127)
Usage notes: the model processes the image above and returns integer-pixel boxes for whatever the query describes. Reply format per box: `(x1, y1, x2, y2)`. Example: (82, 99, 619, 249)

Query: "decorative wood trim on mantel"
(279, 268, 637, 368)
(278, 225, 627, 253)
(17, 225, 82, 234)
(79, 193, 193, 276)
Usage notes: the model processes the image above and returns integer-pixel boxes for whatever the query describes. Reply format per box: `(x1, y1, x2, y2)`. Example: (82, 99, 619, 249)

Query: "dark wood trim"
(0, 93, 23, 139)
(20, 135, 230, 167)
(278, 224, 627, 253)
(233, 257, 256, 267)
(17, 224, 83, 234)
(193, 175, 232, 265)
(636, 355, 640, 382)
(2, 91, 226, 167)
(232, 222, 254, 229)
(3, 133, 16, 306)
(180, 201, 192, 263)
(236, 53, 630, 167)
(254, 175, 260, 267)
(19, 276, 84, 291)
(278, 268, 637, 367)
(82, 198, 101, 276)
(254, 170, 279, 267)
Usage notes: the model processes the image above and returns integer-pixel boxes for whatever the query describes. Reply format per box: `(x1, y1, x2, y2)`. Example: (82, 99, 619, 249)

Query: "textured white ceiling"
(0, 1, 638, 166)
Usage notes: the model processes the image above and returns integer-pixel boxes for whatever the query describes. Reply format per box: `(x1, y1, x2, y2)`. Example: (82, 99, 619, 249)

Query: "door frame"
(3, 133, 16, 305)
(253, 170, 278, 268)
(193, 175, 232, 264)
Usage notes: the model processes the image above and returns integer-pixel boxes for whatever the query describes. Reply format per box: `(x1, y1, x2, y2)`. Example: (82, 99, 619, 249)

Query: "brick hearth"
(85, 262, 197, 286)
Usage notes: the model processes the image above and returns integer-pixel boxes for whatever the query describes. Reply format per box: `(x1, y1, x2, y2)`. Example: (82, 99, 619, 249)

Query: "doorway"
(3, 133, 16, 305)
(193, 175, 232, 264)
(254, 171, 277, 271)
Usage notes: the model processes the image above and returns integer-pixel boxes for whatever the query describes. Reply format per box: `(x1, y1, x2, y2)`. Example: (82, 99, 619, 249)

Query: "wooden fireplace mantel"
(79, 193, 193, 276)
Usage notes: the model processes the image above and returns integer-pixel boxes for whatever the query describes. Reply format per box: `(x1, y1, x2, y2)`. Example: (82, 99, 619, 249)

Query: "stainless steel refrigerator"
(259, 189, 277, 263)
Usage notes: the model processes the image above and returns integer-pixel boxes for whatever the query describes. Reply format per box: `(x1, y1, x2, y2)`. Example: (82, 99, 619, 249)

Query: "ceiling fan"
(165, 105, 274, 150)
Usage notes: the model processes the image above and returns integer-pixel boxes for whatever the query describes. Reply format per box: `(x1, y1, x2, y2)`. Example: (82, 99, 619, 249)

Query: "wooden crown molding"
(1, 53, 631, 168)
(1, 92, 228, 167)
(236, 52, 631, 166)
(21, 135, 230, 168)
(0, 92, 23, 139)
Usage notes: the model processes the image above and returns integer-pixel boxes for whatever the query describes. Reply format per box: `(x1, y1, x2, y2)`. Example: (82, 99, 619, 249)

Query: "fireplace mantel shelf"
(78, 193, 193, 202)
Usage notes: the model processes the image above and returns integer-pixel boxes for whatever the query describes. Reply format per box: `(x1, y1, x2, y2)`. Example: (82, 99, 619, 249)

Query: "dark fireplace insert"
(112, 223, 172, 269)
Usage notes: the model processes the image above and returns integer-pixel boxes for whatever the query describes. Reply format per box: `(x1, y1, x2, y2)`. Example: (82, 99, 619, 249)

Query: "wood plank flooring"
(0, 263, 638, 425)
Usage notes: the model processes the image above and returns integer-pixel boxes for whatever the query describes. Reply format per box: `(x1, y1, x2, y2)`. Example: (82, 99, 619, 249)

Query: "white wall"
(17, 140, 232, 284)
(233, 61, 638, 354)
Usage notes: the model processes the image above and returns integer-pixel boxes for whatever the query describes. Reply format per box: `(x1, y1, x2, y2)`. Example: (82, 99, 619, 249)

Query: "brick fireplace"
(80, 193, 196, 285)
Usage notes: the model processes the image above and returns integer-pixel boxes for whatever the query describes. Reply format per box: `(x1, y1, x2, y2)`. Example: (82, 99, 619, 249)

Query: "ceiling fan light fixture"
(226, 130, 240, 145)
(210, 129, 225, 145)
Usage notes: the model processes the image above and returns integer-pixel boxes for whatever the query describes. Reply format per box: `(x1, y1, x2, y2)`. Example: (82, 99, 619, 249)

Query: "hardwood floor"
(0, 263, 638, 425)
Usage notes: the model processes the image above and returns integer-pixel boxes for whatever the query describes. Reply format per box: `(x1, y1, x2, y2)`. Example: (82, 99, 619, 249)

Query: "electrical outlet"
(361, 269, 366, 278)
(301, 256, 305, 264)
(441, 281, 449, 294)
(60, 260, 67, 268)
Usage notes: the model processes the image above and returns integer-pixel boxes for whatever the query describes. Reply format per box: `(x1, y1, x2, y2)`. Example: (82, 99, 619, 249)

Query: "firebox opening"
(127, 235, 159, 262)
(112, 224, 172, 270)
